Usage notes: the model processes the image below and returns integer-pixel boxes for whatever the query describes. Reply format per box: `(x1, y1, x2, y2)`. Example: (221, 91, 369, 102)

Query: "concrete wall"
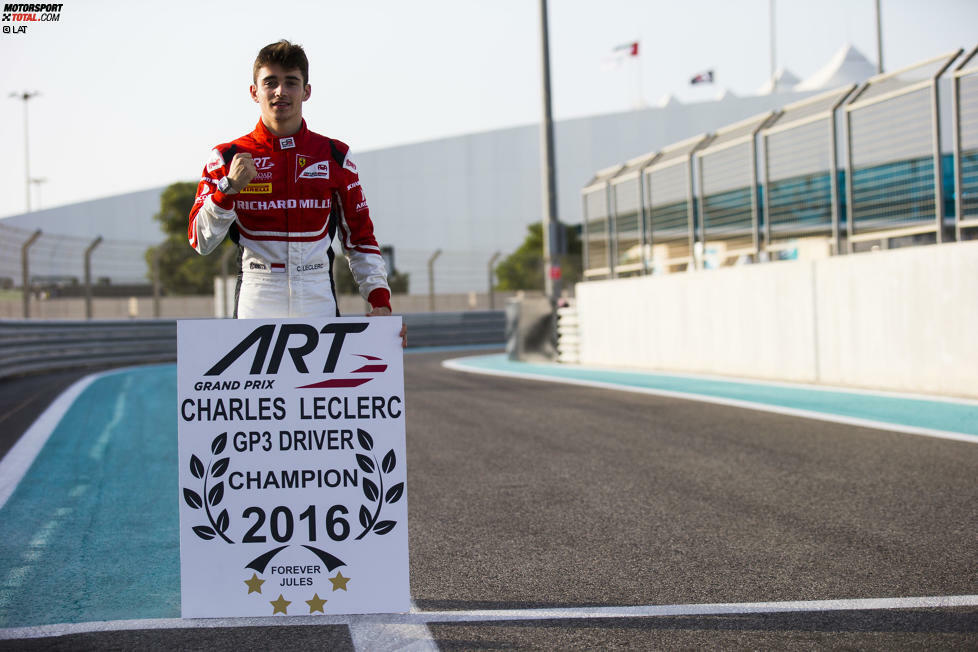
(575, 241, 978, 398)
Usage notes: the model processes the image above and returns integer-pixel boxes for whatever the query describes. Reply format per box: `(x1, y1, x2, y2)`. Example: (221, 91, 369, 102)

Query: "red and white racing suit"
(188, 119, 390, 318)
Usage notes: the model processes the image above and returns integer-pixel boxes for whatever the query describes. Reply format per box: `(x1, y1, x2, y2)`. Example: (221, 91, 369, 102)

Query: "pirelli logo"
(241, 183, 272, 194)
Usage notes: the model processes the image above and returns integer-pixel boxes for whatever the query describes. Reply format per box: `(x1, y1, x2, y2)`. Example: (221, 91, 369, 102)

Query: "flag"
(690, 70, 714, 85)
(613, 41, 639, 57)
(602, 41, 640, 70)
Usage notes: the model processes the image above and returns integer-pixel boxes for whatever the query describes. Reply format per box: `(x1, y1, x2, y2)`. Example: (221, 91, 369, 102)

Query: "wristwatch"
(217, 176, 234, 194)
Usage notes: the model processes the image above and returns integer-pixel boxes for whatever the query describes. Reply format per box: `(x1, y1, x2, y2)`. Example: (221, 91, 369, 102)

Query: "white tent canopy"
(656, 93, 682, 108)
(794, 43, 877, 91)
(756, 67, 801, 95)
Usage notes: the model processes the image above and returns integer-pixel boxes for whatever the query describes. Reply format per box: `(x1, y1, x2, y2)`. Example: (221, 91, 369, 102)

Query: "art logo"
(205, 322, 388, 389)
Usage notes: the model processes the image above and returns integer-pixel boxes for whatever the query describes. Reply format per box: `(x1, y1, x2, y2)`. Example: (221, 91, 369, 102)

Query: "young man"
(188, 40, 395, 325)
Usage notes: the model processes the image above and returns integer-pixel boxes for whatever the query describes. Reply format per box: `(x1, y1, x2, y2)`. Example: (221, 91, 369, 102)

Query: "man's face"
(250, 64, 311, 126)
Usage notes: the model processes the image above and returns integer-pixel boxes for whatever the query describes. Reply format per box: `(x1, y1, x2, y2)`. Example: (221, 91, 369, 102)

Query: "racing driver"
(188, 40, 398, 330)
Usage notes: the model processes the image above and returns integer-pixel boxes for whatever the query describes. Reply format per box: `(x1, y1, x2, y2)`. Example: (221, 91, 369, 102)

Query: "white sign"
(177, 317, 409, 618)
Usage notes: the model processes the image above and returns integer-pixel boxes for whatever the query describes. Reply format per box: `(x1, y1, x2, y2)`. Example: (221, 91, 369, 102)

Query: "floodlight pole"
(769, 0, 776, 85)
(30, 178, 47, 210)
(10, 91, 40, 213)
(875, 0, 883, 74)
(539, 0, 561, 302)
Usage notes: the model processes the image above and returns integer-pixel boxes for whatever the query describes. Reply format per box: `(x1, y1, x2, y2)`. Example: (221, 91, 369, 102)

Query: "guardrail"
(0, 312, 506, 380)
(402, 311, 506, 348)
(0, 319, 177, 379)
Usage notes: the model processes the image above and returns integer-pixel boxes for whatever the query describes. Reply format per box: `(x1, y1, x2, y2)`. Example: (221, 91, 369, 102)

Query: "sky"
(0, 0, 976, 219)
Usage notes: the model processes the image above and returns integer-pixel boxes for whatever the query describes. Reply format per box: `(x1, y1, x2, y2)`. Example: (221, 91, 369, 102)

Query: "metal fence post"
(84, 235, 103, 320)
(843, 85, 864, 254)
(605, 181, 615, 277)
(695, 154, 706, 268)
(952, 45, 978, 241)
(488, 251, 501, 310)
(829, 88, 857, 255)
(427, 249, 442, 312)
(930, 51, 962, 244)
(153, 245, 162, 318)
(20, 228, 41, 318)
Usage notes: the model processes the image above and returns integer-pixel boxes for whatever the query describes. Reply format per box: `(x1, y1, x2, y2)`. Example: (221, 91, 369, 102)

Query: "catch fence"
(583, 46, 977, 277)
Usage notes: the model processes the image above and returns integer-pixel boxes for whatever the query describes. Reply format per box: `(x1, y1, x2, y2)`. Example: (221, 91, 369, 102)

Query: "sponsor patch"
(206, 149, 224, 173)
(279, 137, 295, 149)
(241, 183, 272, 194)
(254, 156, 274, 170)
(343, 156, 358, 173)
(297, 159, 330, 181)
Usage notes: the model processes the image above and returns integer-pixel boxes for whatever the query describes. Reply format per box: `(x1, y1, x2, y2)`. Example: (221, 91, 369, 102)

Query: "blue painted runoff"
(453, 354, 978, 438)
(0, 365, 180, 628)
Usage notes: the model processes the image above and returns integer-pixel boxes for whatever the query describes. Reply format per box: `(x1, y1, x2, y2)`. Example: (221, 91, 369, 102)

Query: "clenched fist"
(226, 152, 257, 193)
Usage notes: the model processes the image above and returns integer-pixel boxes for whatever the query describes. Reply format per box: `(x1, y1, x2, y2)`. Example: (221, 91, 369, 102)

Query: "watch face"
(218, 177, 231, 193)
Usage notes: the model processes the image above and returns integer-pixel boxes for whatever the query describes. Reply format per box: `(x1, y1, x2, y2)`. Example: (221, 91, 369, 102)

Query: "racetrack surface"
(1, 350, 976, 649)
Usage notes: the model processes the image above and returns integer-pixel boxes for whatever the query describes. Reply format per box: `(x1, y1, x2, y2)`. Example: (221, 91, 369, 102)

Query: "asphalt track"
(1, 349, 976, 649)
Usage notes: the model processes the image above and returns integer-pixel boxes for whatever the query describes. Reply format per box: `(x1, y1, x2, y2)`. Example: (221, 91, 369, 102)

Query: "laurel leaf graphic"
(357, 428, 374, 451)
(211, 432, 227, 456)
(190, 455, 204, 479)
(382, 449, 396, 474)
(216, 509, 230, 533)
(363, 478, 379, 502)
(208, 482, 224, 506)
(183, 488, 203, 509)
(359, 505, 371, 529)
(211, 457, 230, 478)
(385, 483, 404, 504)
(356, 454, 375, 474)
(193, 525, 216, 540)
(373, 520, 396, 535)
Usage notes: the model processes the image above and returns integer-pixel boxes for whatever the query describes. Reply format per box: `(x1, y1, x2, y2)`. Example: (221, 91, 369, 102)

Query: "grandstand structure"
(581, 46, 978, 279)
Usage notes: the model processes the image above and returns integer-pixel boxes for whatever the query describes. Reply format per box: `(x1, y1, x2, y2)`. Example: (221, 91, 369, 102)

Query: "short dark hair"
(253, 40, 309, 85)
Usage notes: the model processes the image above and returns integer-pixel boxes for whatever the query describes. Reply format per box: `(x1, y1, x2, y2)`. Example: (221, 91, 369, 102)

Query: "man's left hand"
(366, 306, 407, 348)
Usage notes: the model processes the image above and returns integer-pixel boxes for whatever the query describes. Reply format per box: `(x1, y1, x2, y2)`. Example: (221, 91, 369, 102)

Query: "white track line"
(442, 359, 978, 444)
(349, 602, 438, 651)
(2, 595, 976, 640)
(0, 373, 101, 510)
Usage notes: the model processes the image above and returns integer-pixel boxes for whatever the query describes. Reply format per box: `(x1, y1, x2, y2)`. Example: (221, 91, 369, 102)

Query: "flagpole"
(636, 40, 644, 107)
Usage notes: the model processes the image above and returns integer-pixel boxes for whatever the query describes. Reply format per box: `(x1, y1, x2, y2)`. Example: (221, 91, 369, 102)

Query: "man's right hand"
(226, 152, 257, 193)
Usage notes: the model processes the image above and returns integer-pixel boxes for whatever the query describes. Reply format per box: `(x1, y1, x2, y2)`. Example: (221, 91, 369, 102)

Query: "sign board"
(177, 317, 409, 617)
